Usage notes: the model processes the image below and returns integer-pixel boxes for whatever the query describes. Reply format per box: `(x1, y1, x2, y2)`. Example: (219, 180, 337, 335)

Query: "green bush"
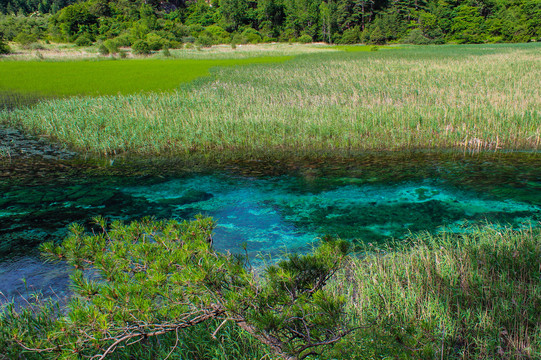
(13, 32, 38, 47)
(0, 36, 10, 54)
(203, 25, 230, 44)
(182, 35, 196, 43)
(103, 38, 119, 53)
(196, 33, 213, 47)
(297, 34, 313, 43)
(161, 47, 171, 57)
(340, 27, 361, 44)
(74, 34, 93, 46)
(403, 28, 432, 45)
(369, 26, 386, 45)
(112, 33, 131, 47)
(241, 28, 262, 44)
(132, 39, 150, 55)
(97, 42, 109, 55)
(146, 32, 168, 51)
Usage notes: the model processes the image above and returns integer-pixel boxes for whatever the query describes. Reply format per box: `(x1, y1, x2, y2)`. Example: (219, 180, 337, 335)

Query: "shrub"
(340, 27, 361, 44)
(161, 47, 171, 57)
(132, 39, 151, 55)
(146, 32, 168, 51)
(13, 32, 38, 47)
(74, 34, 93, 47)
(231, 33, 246, 45)
(403, 28, 432, 45)
(241, 28, 262, 44)
(182, 35, 196, 44)
(196, 33, 213, 47)
(29, 42, 45, 50)
(103, 38, 119, 53)
(97, 43, 109, 55)
(369, 26, 386, 45)
(203, 25, 230, 44)
(0, 37, 9, 54)
(298, 34, 313, 43)
(113, 33, 132, 47)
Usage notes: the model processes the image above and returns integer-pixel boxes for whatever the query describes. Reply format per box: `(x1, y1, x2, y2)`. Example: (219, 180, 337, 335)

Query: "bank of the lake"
(1, 43, 540, 155)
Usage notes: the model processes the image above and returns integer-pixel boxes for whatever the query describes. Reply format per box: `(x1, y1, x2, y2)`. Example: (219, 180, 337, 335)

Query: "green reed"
(1, 43, 540, 155)
(328, 225, 541, 359)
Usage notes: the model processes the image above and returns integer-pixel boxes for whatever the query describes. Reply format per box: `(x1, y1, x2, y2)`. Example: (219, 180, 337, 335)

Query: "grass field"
(0, 56, 290, 97)
(1, 43, 539, 155)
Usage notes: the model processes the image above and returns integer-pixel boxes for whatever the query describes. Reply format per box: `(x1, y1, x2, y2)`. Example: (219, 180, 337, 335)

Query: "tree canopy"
(1, 0, 539, 46)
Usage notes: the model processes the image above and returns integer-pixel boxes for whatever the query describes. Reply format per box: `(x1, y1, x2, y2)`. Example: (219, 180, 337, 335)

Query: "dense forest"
(0, 0, 540, 50)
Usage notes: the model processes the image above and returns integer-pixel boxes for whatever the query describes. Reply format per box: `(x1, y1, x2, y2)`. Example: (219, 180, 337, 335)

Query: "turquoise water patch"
(1, 152, 540, 302)
(122, 174, 540, 255)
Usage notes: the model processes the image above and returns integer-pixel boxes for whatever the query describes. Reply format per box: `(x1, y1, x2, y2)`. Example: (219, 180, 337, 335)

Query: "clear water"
(1, 152, 540, 303)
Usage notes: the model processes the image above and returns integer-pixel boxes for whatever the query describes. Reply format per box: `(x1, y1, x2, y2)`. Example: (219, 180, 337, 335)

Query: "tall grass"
(1, 43, 540, 155)
(329, 225, 541, 359)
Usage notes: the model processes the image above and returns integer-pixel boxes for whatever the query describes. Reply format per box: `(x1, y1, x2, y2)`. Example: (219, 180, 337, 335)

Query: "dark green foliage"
(368, 25, 385, 44)
(1, 217, 353, 359)
(403, 28, 432, 44)
(0, 35, 9, 54)
(298, 34, 313, 43)
(241, 27, 263, 43)
(196, 33, 213, 47)
(132, 39, 150, 54)
(340, 26, 361, 44)
(13, 31, 37, 46)
(97, 42, 109, 55)
(2, 0, 539, 45)
(74, 33, 93, 46)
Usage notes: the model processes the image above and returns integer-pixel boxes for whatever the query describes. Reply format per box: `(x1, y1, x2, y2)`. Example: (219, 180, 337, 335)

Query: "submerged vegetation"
(1, 43, 540, 155)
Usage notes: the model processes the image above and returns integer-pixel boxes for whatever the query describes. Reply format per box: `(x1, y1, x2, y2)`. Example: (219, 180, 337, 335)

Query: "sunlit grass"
(1, 43, 539, 155)
(0, 56, 290, 97)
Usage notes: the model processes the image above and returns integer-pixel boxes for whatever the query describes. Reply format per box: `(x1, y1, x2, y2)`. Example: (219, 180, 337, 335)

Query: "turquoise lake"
(1, 151, 540, 303)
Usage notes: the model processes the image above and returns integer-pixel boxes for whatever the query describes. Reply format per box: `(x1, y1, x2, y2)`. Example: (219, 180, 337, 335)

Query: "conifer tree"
(5, 216, 354, 360)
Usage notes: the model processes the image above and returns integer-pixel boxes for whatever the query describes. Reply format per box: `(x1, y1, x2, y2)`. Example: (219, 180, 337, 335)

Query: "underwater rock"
(156, 189, 213, 206)
(0, 126, 76, 160)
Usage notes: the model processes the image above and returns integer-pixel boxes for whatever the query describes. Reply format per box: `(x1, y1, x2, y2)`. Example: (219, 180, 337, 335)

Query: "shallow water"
(1, 151, 540, 303)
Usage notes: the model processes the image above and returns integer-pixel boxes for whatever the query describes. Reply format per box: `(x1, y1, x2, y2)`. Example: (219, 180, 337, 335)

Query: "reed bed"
(330, 225, 541, 359)
(1, 43, 539, 155)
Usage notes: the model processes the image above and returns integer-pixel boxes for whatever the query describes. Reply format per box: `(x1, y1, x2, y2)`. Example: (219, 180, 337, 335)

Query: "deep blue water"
(1, 151, 540, 303)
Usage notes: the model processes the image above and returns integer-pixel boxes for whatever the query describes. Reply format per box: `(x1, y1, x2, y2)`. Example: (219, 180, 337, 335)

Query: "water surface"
(1, 151, 540, 303)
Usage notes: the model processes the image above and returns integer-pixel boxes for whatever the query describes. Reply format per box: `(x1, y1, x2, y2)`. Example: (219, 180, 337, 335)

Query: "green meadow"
(0, 56, 290, 97)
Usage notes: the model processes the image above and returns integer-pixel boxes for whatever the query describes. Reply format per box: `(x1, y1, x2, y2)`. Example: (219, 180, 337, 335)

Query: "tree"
(0, 32, 10, 54)
(449, 5, 485, 43)
(4, 216, 354, 359)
